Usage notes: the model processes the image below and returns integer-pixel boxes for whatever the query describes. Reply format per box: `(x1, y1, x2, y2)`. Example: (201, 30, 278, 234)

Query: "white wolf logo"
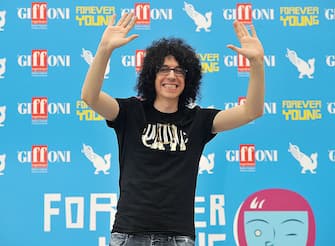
(286, 48, 315, 79)
(183, 2, 212, 32)
(288, 143, 317, 174)
(0, 58, 6, 79)
(0, 11, 6, 31)
(198, 153, 215, 174)
(81, 48, 110, 79)
(0, 106, 6, 127)
(0, 154, 6, 175)
(82, 144, 111, 175)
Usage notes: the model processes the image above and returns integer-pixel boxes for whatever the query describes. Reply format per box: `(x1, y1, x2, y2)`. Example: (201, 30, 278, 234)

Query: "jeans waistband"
(113, 232, 195, 241)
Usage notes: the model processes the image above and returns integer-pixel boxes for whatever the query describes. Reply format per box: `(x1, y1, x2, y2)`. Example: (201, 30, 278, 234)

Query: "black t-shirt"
(106, 97, 220, 238)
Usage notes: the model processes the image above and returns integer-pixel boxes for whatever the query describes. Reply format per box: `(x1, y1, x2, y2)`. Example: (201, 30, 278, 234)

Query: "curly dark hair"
(135, 37, 202, 107)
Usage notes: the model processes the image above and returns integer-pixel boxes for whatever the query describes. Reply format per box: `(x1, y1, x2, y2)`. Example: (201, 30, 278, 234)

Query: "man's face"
(154, 55, 186, 103)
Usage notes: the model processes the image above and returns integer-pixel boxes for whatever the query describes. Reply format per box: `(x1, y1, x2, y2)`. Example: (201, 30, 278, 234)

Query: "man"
(81, 12, 264, 246)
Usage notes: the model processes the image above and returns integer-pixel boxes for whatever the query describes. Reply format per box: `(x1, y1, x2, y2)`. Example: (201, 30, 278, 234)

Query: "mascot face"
(234, 189, 315, 246)
(244, 211, 308, 246)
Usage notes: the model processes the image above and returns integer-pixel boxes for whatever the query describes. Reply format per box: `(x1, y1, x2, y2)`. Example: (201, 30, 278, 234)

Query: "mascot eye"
(254, 229, 262, 237)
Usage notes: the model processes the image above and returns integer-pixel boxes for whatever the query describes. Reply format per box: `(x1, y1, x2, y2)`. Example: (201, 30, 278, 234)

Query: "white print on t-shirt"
(142, 123, 188, 151)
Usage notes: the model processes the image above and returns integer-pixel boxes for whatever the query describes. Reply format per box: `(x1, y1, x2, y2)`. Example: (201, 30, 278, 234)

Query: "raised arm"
(212, 21, 265, 133)
(81, 13, 139, 121)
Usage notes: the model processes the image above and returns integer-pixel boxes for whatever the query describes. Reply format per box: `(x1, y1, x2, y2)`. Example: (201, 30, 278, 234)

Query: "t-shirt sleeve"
(106, 97, 138, 130)
(199, 108, 220, 144)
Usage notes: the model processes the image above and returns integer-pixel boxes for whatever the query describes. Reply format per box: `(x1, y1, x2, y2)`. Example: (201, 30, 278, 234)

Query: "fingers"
(116, 12, 128, 26)
(226, 44, 241, 53)
(108, 15, 116, 27)
(125, 14, 137, 32)
(234, 21, 248, 39)
(116, 12, 136, 28)
(233, 21, 257, 39)
(249, 24, 257, 37)
(127, 34, 140, 43)
(122, 12, 135, 28)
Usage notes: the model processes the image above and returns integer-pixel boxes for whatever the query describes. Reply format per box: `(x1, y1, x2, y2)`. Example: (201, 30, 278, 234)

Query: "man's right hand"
(100, 12, 139, 52)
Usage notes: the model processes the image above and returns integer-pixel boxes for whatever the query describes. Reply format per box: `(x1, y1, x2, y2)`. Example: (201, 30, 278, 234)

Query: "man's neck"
(153, 98, 179, 113)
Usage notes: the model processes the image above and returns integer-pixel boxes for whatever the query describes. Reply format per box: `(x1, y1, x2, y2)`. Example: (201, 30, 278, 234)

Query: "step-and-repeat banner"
(1, 1, 334, 245)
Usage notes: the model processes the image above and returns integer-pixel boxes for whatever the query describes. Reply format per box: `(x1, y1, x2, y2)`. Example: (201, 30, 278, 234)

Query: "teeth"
(163, 84, 177, 89)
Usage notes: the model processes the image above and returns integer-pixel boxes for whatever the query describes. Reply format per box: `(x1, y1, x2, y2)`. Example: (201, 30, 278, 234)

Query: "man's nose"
(167, 69, 177, 78)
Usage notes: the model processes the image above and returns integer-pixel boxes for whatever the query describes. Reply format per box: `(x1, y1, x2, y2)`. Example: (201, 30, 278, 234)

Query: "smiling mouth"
(162, 83, 178, 89)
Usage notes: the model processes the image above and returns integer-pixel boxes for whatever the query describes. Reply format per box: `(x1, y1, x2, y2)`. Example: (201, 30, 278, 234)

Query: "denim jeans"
(109, 232, 195, 246)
